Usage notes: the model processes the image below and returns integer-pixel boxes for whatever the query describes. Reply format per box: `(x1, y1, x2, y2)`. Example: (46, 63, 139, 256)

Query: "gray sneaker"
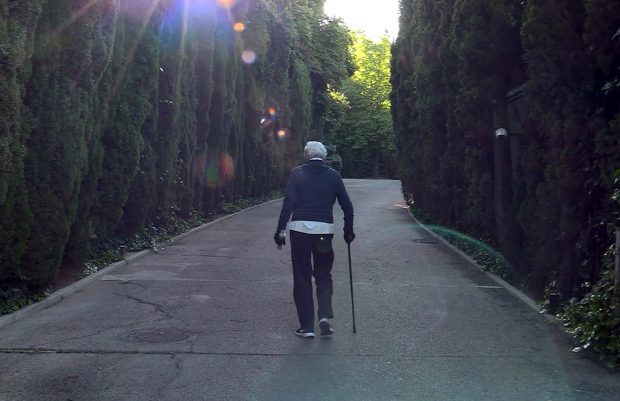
(295, 328, 315, 338)
(319, 318, 333, 336)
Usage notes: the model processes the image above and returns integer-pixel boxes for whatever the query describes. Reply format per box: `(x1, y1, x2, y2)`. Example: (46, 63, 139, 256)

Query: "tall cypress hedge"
(392, 0, 620, 298)
(0, 0, 41, 283)
(21, 0, 119, 287)
(0, 0, 352, 290)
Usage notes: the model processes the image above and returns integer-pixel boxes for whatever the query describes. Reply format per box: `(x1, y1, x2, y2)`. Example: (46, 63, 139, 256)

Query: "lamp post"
(495, 128, 508, 138)
(493, 126, 512, 242)
(614, 226, 620, 318)
(493, 123, 520, 279)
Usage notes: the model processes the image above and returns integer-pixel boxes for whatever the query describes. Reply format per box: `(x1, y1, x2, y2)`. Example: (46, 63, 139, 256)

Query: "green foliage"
(0, 0, 349, 292)
(61, 0, 120, 270)
(557, 254, 620, 368)
(91, 208, 205, 271)
(350, 35, 393, 108)
(393, 0, 620, 363)
(290, 58, 313, 140)
(307, 16, 355, 90)
(328, 33, 396, 178)
(392, 0, 619, 294)
(219, 190, 283, 214)
(290, 3, 353, 140)
(410, 202, 511, 280)
(0, 0, 38, 285)
(0, 287, 48, 316)
(20, 0, 116, 287)
(436, 228, 512, 280)
(324, 144, 342, 172)
(92, 11, 159, 243)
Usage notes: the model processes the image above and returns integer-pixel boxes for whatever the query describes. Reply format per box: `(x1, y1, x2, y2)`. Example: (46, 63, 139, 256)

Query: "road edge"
(0, 198, 283, 330)
(406, 208, 558, 324)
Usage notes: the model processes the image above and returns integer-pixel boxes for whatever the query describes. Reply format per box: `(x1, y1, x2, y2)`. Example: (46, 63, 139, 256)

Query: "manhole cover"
(412, 238, 439, 244)
(121, 329, 197, 343)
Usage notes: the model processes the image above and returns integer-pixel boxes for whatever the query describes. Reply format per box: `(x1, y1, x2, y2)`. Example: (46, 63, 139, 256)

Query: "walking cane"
(347, 243, 357, 333)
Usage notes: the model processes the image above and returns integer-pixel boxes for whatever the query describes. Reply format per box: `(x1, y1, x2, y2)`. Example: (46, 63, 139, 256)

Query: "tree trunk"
(373, 150, 380, 178)
(615, 227, 620, 318)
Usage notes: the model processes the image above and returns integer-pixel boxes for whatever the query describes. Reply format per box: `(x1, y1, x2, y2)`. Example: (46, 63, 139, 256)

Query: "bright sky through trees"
(323, 0, 400, 40)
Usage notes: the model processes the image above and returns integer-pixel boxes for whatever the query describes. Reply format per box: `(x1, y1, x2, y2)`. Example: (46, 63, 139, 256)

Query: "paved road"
(1, 179, 618, 401)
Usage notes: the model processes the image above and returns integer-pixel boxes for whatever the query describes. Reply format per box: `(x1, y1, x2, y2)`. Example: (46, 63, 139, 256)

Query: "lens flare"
(206, 153, 235, 188)
(216, 0, 236, 9)
(119, 0, 158, 21)
(219, 153, 235, 183)
(260, 116, 274, 128)
(233, 22, 245, 32)
(241, 50, 256, 64)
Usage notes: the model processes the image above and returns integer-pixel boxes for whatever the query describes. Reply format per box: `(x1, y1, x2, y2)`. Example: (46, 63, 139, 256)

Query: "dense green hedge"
(391, 0, 620, 299)
(0, 0, 351, 289)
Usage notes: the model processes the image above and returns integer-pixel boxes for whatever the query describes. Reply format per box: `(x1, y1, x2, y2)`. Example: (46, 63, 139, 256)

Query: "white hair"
(304, 141, 327, 160)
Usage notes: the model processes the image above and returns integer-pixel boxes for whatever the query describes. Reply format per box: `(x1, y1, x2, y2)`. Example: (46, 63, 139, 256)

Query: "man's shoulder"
(291, 165, 304, 174)
(289, 165, 305, 180)
(325, 166, 343, 179)
(293, 162, 341, 180)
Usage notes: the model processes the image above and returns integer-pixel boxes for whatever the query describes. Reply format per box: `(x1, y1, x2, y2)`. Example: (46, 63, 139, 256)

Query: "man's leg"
(290, 231, 315, 331)
(312, 234, 335, 320)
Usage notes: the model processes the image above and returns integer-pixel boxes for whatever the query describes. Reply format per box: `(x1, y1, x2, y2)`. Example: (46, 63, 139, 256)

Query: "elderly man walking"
(274, 141, 355, 338)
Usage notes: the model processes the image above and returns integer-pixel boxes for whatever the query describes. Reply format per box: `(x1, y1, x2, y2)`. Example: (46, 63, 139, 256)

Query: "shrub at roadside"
(0, 191, 282, 317)
(557, 262, 620, 369)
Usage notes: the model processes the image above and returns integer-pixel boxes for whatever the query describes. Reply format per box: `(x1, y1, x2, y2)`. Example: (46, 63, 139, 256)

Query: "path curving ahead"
(0, 179, 618, 401)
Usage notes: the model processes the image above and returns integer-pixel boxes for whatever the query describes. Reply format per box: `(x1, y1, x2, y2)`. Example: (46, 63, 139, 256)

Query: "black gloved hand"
(274, 232, 286, 247)
(344, 231, 356, 244)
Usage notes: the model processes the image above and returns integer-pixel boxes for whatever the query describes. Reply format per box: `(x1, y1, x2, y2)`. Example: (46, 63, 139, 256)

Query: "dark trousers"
(290, 230, 335, 330)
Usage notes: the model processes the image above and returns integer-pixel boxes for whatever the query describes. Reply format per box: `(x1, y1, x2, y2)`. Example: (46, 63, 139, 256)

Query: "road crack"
(27, 320, 150, 348)
(115, 293, 187, 325)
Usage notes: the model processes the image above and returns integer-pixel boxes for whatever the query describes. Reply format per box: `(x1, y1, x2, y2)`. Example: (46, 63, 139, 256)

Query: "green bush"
(409, 202, 511, 280)
(219, 190, 282, 214)
(0, 287, 47, 316)
(557, 258, 620, 368)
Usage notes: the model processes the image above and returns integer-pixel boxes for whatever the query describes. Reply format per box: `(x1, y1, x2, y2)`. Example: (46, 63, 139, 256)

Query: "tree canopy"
(326, 33, 396, 178)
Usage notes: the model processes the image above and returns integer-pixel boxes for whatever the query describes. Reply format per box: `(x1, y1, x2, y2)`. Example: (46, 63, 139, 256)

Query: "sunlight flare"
(174, 0, 191, 103)
(241, 50, 256, 64)
(107, 0, 161, 107)
(36, 0, 100, 53)
(216, 0, 236, 9)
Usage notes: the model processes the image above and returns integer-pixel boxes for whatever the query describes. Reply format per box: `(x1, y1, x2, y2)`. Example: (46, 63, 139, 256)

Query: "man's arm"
(336, 177, 354, 235)
(276, 170, 298, 233)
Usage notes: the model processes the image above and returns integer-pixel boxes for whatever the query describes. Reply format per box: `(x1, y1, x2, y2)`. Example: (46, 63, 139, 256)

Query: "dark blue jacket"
(276, 160, 354, 234)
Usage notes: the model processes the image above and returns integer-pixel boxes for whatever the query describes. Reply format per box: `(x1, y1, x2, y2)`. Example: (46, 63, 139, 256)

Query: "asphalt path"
(0, 179, 618, 401)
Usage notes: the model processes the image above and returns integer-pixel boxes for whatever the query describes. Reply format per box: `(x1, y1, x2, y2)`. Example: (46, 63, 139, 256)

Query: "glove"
(274, 232, 286, 247)
(344, 231, 356, 244)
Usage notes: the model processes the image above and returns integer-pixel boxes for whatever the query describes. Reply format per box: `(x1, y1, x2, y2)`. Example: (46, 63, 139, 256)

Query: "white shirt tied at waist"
(288, 220, 334, 235)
